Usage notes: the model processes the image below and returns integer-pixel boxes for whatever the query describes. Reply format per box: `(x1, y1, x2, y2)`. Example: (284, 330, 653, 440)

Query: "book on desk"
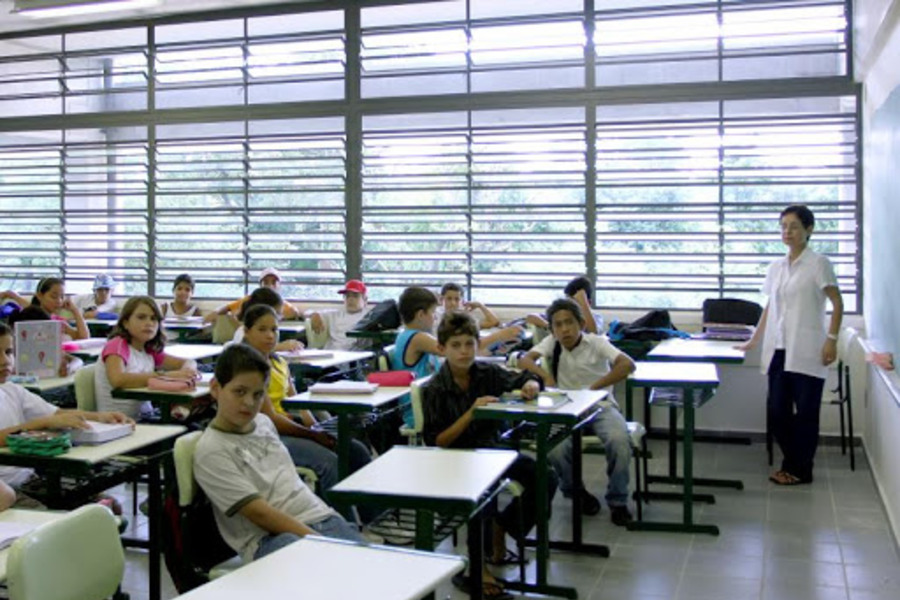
(69, 421, 134, 445)
(695, 323, 754, 342)
(309, 381, 379, 395)
(277, 349, 335, 362)
(488, 391, 570, 411)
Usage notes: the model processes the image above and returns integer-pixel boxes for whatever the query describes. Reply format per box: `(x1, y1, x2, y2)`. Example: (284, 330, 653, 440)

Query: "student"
(436, 283, 500, 330)
(422, 311, 557, 599)
(72, 274, 117, 318)
(240, 304, 371, 493)
(160, 273, 202, 318)
(18, 278, 90, 341)
(306, 279, 370, 351)
(205, 267, 301, 323)
(231, 287, 302, 353)
(94, 296, 199, 420)
(391, 287, 442, 426)
(8, 306, 84, 377)
(526, 276, 603, 335)
(518, 297, 636, 526)
(0, 322, 133, 507)
(194, 344, 364, 563)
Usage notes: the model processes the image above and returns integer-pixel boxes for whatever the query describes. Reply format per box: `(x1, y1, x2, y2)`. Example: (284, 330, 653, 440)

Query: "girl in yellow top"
(240, 304, 371, 493)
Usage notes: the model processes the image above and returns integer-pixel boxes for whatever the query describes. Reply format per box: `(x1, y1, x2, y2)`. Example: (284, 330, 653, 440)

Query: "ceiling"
(0, 0, 320, 34)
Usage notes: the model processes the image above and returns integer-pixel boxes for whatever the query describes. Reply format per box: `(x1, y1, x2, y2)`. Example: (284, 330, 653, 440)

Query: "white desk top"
(0, 424, 185, 466)
(278, 321, 306, 333)
(331, 446, 517, 503)
(174, 536, 465, 600)
(166, 344, 223, 362)
(163, 320, 209, 331)
(631, 361, 720, 386)
(476, 389, 608, 423)
(288, 350, 373, 370)
(0, 509, 68, 581)
(23, 375, 75, 393)
(648, 338, 745, 363)
(284, 386, 409, 410)
(115, 373, 212, 399)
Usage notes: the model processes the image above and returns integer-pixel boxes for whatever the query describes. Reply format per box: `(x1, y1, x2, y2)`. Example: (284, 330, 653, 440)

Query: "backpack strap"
(551, 340, 562, 382)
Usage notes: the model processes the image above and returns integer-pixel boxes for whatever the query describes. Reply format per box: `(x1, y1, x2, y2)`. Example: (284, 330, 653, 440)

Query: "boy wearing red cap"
(306, 280, 369, 350)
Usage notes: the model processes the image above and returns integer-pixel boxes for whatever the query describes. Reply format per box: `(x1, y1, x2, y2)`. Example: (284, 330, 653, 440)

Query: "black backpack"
(608, 309, 683, 342)
(351, 299, 401, 332)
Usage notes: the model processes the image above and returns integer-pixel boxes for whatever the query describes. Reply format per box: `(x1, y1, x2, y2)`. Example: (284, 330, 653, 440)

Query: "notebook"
(487, 391, 571, 411)
(0, 521, 39, 551)
(309, 381, 379, 395)
(69, 421, 134, 445)
(697, 324, 754, 341)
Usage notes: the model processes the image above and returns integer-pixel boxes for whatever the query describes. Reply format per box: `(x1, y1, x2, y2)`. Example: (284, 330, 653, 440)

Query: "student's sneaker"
(361, 527, 385, 545)
(564, 489, 601, 517)
(377, 525, 416, 546)
(610, 505, 633, 527)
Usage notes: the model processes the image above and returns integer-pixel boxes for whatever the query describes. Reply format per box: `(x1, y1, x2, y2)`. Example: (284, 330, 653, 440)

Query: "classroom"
(0, 0, 899, 599)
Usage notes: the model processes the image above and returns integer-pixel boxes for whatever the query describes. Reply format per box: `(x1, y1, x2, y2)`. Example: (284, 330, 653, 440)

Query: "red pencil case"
(366, 371, 414, 387)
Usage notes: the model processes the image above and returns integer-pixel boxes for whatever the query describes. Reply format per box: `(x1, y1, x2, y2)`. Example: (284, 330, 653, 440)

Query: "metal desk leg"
(336, 413, 351, 481)
(148, 457, 163, 600)
(467, 511, 484, 600)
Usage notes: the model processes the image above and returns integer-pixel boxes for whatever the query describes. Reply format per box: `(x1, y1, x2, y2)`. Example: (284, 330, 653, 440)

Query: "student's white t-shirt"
(94, 337, 162, 419)
(0, 383, 58, 487)
(532, 333, 623, 403)
(320, 307, 366, 350)
(194, 414, 335, 562)
(72, 293, 116, 314)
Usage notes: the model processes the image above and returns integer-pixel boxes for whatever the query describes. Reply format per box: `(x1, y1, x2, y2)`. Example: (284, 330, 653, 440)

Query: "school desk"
(162, 319, 211, 343)
(84, 318, 117, 338)
(165, 343, 223, 363)
(474, 389, 609, 600)
(23, 374, 75, 395)
(282, 385, 407, 479)
(277, 320, 306, 341)
(327, 446, 518, 600)
(0, 424, 186, 600)
(172, 535, 465, 600)
(111, 373, 213, 423)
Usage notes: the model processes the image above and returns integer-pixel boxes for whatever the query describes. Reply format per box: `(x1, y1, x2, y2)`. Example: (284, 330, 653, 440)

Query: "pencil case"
(7, 430, 71, 456)
(148, 376, 196, 392)
(366, 371, 414, 387)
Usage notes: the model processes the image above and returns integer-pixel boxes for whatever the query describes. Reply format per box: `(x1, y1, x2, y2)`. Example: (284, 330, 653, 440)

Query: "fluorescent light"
(14, 0, 162, 19)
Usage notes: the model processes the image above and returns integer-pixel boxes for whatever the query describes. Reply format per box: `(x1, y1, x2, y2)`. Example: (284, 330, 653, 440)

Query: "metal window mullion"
(717, 99, 725, 299)
(243, 128, 251, 295)
(345, 5, 362, 281)
(584, 0, 597, 296)
(59, 134, 66, 280)
(465, 0, 473, 296)
(147, 24, 157, 296)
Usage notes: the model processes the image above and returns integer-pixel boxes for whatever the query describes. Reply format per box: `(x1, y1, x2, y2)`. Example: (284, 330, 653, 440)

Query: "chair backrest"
(378, 344, 396, 372)
(174, 430, 204, 507)
(408, 375, 431, 435)
(211, 315, 238, 345)
(305, 319, 329, 349)
(7, 504, 124, 600)
(73, 363, 97, 412)
(701, 298, 763, 327)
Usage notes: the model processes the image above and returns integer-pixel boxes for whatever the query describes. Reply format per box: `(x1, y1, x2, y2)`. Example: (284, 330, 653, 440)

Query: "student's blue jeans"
(253, 514, 365, 560)
(548, 404, 632, 507)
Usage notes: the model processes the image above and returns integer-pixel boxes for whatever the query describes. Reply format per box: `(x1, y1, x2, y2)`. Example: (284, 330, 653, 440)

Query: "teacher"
(741, 205, 843, 485)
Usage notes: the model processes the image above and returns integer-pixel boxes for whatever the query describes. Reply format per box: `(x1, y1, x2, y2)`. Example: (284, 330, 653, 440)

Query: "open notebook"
(69, 421, 134, 445)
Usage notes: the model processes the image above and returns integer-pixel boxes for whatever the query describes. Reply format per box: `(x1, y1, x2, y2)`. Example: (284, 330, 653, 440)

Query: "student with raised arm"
(422, 311, 556, 600)
(0, 322, 133, 508)
(737, 205, 843, 486)
(525, 276, 603, 335)
(205, 267, 301, 323)
(94, 296, 199, 420)
(518, 297, 636, 526)
(194, 344, 364, 563)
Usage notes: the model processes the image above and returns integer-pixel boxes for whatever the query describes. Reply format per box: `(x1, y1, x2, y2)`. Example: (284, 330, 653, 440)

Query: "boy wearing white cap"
(73, 274, 118, 318)
(306, 280, 369, 351)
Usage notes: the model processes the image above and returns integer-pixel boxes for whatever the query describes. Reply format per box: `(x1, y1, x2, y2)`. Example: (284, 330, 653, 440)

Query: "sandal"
(451, 574, 514, 600)
(769, 471, 810, 486)
(486, 548, 526, 566)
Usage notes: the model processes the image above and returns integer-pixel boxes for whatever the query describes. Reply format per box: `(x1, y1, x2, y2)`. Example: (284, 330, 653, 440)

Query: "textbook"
(697, 323, 754, 341)
(69, 421, 134, 445)
(0, 521, 38, 551)
(489, 391, 571, 411)
(309, 381, 379, 395)
(277, 349, 335, 362)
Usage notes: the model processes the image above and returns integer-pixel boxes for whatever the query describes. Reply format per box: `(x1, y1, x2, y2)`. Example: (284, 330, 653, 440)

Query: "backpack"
(607, 309, 689, 342)
(351, 299, 401, 333)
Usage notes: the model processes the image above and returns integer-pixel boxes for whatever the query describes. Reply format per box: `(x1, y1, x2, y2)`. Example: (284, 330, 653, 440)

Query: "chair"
(305, 319, 330, 349)
(6, 504, 124, 600)
(211, 315, 238, 345)
(830, 327, 858, 470)
(377, 344, 395, 372)
(582, 421, 648, 521)
(399, 376, 431, 445)
(701, 298, 763, 328)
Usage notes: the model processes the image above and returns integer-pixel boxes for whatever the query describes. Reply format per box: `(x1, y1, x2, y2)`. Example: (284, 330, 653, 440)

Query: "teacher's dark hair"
(780, 205, 815, 239)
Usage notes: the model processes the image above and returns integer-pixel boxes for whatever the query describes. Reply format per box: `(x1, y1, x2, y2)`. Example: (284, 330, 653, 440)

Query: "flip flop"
(486, 548, 527, 566)
(451, 573, 514, 600)
(770, 471, 810, 486)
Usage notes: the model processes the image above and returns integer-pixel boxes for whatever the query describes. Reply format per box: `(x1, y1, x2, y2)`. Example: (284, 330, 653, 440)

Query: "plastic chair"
(73, 364, 97, 411)
(6, 504, 125, 600)
(305, 319, 329, 349)
(211, 315, 238, 345)
(398, 375, 431, 445)
(830, 327, 858, 470)
(701, 298, 763, 327)
(582, 421, 648, 520)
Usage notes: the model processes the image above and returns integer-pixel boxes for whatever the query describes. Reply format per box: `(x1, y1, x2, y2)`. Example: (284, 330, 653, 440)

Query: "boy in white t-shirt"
(0, 322, 133, 506)
(519, 297, 636, 526)
(194, 344, 363, 563)
(305, 279, 369, 351)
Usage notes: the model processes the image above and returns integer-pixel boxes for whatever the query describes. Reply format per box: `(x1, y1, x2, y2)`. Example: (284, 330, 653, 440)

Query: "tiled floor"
(118, 439, 900, 600)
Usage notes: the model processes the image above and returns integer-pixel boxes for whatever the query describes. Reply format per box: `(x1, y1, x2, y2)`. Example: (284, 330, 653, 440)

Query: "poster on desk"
(14, 321, 61, 378)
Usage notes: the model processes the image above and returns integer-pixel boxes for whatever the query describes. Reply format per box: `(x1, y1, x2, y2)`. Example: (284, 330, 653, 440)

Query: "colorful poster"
(14, 321, 62, 378)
